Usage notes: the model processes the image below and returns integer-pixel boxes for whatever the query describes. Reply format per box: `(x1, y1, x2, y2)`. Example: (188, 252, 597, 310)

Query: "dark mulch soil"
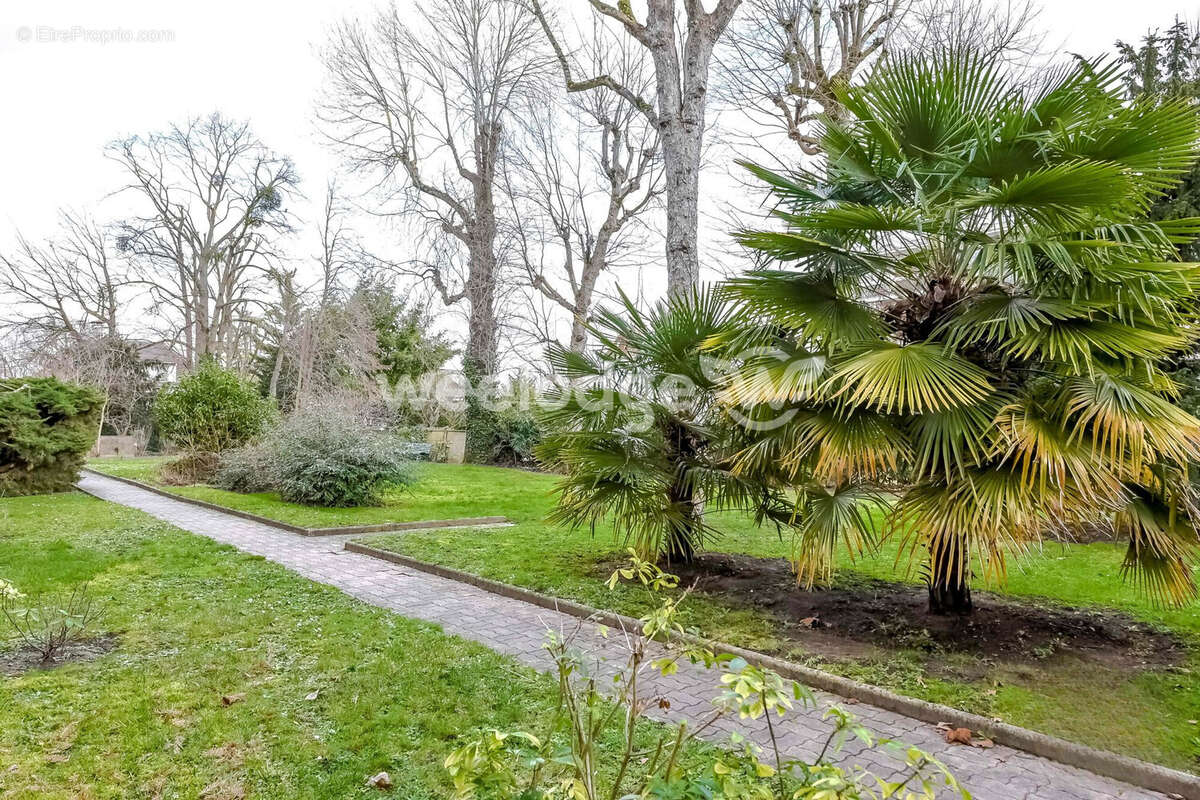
(0, 635, 118, 676)
(648, 553, 1184, 673)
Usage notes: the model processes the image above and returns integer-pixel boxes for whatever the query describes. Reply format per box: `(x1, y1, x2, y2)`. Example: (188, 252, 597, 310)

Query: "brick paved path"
(77, 472, 1168, 800)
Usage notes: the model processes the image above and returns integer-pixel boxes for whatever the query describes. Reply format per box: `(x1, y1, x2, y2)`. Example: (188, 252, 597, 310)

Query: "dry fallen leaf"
(366, 771, 393, 790)
(156, 708, 189, 728)
(220, 693, 245, 707)
(44, 753, 69, 764)
(937, 721, 993, 748)
(305, 690, 320, 702)
(204, 742, 243, 766)
(944, 726, 974, 745)
(199, 779, 246, 800)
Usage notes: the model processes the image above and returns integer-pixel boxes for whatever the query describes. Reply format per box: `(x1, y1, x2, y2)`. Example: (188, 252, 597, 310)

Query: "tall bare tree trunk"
(659, 114, 703, 293)
(532, 0, 741, 295)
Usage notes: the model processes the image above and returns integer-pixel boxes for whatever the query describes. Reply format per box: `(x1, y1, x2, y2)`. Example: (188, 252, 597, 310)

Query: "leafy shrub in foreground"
(445, 555, 964, 799)
(153, 361, 274, 455)
(0, 377, 104, 496)
(269, 411, 416, 506)
(1, 581, 105, 664)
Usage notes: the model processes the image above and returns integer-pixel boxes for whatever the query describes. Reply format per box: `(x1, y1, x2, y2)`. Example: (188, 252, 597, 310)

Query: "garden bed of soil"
(0, 634, 118, 676)
(637, 553, 1185, 675)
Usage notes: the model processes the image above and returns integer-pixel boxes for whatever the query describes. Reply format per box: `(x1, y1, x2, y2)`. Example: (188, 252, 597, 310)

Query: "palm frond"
(792, 483, 886, 588)
(1114, 490, 1199, 606)
(721, 271, 883, 347)
(827, 343, 992, 414)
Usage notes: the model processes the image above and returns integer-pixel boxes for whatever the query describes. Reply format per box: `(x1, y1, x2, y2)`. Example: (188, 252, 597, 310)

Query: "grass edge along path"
(73, 470, 1175, 800)
(86, 456, 1200, 772)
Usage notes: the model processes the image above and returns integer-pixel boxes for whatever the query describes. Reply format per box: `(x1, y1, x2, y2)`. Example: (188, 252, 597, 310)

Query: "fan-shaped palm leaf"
(826, 343, 992, 414)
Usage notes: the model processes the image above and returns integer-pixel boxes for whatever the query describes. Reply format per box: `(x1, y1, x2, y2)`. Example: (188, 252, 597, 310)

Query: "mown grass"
(86, 457, 540, 528)
(0, 490, 693, 798)
(85, 456, 1200, 770)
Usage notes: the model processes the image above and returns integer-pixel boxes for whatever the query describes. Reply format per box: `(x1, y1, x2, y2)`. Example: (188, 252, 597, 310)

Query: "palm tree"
(538, 289, 796, 564)
(724, 51, 1200, 613)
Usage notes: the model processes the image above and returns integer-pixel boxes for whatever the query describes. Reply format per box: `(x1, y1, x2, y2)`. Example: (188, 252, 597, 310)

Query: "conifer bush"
(0, 377, 104, 496)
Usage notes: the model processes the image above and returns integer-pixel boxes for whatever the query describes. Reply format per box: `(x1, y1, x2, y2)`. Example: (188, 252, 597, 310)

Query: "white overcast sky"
(1, 0, 1194, 236)
(0, 0, 1196, 346)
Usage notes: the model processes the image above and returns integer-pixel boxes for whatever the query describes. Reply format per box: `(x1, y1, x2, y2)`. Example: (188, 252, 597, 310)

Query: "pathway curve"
(77, 472, 1169, 800)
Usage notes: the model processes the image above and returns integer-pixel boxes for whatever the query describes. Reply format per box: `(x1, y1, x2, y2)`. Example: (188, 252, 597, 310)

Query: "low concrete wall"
(90, 435, 141, 458)
(426, 428, 466, 464)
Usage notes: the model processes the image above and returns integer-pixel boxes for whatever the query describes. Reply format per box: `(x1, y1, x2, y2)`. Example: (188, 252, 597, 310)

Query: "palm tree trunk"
(927, 539, 973, 615)
(662, 419, 702, 564)
(664, 477, 698, 564)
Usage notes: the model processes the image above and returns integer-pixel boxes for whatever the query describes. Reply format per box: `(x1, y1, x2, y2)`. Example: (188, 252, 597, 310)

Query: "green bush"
(153, 361, 273, 455)
(0, 377, 104, 496)
(268, 411, 416, 506)
(486, 406, 541, 467)
(467, 378, 541, 467)
(212, 444, 277, 493)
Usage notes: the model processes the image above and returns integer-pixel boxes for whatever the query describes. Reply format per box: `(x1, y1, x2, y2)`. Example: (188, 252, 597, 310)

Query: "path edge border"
(345, 539, 1200, 800)
(78, 469, 508, 536)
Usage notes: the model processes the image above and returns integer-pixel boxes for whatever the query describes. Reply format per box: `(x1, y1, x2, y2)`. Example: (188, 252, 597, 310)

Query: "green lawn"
(0, 490, 686, 798)
(84, 456, 1200, 770)
(86, 457, 542, 528)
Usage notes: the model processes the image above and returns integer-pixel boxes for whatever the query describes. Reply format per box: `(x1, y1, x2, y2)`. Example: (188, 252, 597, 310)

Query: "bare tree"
(313, 180, 358, 305)
(531, 0, 741, 294)
(0, 210, 126, 342)
(718, 0, 904, 155)
(320, 0, 545, 377)
(35, 336, 160, 436)
(260, 182, 368, 408)
(717, 0, 1044, 157)
(897, 0, 1044, 65)
(108, 113, 299, 370)
(508, 35, 663, 351)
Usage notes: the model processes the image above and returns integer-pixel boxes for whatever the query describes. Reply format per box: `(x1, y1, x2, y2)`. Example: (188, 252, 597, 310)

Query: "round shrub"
(0, 377, 104, 495)
(270, 412, 416, 506)
(153, 361, 274, 455)
(212, 444, 277, 494)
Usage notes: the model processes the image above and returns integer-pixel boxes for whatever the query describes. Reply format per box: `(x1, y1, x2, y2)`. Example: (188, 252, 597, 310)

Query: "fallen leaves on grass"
(199, 778, 246, 800)
(204, 742, 244, 767)
(220, 693, 245, 707)
(156, 708, 190, 728)
(366, 771, 393, 789)
(43, 720, 78, 763)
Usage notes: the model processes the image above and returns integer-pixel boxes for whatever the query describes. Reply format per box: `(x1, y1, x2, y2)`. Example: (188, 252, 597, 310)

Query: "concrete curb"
(345, 540, 1200, 800)
(77, 470, 509, 536)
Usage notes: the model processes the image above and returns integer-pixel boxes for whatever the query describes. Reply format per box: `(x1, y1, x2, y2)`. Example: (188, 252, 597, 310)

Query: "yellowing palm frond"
(827, 343, 992, 414)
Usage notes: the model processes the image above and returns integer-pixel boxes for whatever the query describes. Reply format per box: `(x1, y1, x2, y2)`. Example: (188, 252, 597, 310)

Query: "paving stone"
(76, 473, 1171, 800)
